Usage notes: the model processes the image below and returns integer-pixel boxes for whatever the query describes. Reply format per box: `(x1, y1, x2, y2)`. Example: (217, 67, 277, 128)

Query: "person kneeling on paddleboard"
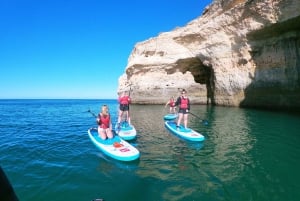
(175, 89, 190, 129)
(97, 105, 113, 140)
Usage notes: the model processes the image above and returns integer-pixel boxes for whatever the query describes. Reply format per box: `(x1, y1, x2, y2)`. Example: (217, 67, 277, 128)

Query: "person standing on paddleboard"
(97, 105, 113, 140)
(165, 96, 176, 114)
(175, 89, 190, 129)
(117, 91, 131, 126)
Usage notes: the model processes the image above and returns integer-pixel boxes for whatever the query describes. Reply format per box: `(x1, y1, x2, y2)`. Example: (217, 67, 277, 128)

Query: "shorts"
(119, 104, 129, 111)
(178, 108, 189, 114)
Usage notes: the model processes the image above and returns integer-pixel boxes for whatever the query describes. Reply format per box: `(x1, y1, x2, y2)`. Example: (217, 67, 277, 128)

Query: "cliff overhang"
(118, 0, 300, 111)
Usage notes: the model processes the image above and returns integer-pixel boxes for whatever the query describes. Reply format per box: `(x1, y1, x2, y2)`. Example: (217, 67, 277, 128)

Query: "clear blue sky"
(0, 0, 212, 99)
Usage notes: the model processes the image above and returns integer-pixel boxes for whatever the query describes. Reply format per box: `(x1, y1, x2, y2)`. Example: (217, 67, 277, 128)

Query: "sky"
(0, 0, 213, 99)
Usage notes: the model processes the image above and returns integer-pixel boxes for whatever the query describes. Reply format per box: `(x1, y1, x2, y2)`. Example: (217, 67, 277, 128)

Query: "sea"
(0, 99, 300, 201)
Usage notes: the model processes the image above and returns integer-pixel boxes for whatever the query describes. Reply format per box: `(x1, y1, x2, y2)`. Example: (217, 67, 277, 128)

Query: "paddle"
(176, 88, 208, 125)
(126, 83, 132, 100)
(87, 108, 97, 118)
(87, 108, 119, 135)
(189, 112, 209, 125)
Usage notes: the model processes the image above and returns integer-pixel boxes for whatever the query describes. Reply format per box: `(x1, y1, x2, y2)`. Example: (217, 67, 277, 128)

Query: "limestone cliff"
(118, 0, 300, 111)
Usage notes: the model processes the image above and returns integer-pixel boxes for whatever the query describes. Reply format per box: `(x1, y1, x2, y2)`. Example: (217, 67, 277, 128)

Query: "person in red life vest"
(97, 105, 113, 140)
(117, 91, 131, 126)
(175, 89, 190, 129)
(165, 96, 176, 113)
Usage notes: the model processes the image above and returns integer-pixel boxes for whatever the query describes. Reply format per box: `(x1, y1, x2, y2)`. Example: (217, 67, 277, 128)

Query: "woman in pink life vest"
(97, 105, 113, 140)
(175, 89, 190, 129)
(165, 96, 176, 113)
(117, 91, 131, 126)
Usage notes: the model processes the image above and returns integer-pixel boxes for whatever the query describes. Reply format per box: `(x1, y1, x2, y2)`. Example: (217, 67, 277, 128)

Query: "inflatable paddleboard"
(87, 128, 140, 161)
(164, 121, 205, 142)
(163, 113, 178, 120)
(115, 121, 137, 141)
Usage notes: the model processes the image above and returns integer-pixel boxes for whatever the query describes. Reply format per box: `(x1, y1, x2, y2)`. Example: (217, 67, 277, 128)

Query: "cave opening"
(174, 57, 215, 105)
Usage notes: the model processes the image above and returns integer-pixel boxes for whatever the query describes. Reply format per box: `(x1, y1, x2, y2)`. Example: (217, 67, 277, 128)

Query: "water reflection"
(195, 106, 256, 182)
(95, 151, 140, 171)
(2, 99, 299, 200)
(129, 104, 257, 199)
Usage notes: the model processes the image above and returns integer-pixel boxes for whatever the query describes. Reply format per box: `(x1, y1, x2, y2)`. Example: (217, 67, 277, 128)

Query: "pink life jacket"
(119, 96, 130, 105)
(169, 99, 175, 107)
(98, 114, 110, 129)
(180, 97, 189, 109)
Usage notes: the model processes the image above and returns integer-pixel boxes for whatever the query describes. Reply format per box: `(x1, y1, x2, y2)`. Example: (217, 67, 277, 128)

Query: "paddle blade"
(202, 120, 209, 126)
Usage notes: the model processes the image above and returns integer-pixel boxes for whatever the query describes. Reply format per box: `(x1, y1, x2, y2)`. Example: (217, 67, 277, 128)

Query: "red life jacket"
(98, 114, 110, 129)
(169, 99, 175, 107)
(180, 97, 189, 109)
(119, 96, 130, 105)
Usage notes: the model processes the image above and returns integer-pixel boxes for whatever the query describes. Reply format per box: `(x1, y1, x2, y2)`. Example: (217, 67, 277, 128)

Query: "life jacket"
(180, 97, 189, 109)
(169, 99, 175, 107)
(97, 113, 110, 129)
(119, 96, 130, 105)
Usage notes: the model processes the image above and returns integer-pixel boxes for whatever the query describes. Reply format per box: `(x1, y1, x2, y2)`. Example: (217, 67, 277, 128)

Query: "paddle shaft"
(129, 85, 131, 97)
(189, 112, 201, 119)
(189, 112, 208, 125)
(87, 109, 97, 118)
(176, 88, 208, 125)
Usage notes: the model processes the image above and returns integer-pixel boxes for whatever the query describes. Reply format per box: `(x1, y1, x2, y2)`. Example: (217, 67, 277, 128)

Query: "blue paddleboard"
(87, 128, 140, 161)
(164, 121, 205, 142)
(163, 113, 178, 120)
(115, 121, 137, 141)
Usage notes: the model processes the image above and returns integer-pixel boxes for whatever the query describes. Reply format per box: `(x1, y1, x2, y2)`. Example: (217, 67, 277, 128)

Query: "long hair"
(101, 105, 109, 116)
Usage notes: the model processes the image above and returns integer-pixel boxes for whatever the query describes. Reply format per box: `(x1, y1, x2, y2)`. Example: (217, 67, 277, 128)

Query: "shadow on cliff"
(240, 15, 300, 112)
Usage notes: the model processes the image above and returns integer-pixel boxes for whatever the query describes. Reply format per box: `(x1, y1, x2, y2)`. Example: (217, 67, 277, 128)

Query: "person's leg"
(127, 111, 131, 125)
(106, 128, 113, 139)
(98, 127, 107, 140)
(177, 113, 183, 127)
(118, 110, 123, 124)
(183, 113, 188, 128)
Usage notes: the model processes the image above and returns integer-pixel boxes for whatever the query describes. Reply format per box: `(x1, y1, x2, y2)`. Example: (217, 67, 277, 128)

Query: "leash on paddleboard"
(189, 112, 209, 125)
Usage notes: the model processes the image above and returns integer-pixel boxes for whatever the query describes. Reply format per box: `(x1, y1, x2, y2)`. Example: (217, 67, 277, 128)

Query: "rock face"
(118, 0, 300, 111)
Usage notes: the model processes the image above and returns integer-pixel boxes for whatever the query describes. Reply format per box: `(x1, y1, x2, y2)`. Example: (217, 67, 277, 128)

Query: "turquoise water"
(0, 99, 300, 201)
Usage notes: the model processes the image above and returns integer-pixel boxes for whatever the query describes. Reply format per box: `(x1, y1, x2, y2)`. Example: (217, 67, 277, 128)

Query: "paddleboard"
(115, 121, 137, 141)
(87, 128, 140, 161)
(163, 113, 178, 120)
(164, 121, 205, 142)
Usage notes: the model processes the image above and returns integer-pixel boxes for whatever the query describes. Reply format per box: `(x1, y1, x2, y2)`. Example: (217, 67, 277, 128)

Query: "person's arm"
(175, 97, 181, 106)
(165, 101, 169, 107)
(109, 115, 112, 130)
(96, 114, 101, 125)
(127, 96, 131, 104)
(188, 98, 191, 111)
